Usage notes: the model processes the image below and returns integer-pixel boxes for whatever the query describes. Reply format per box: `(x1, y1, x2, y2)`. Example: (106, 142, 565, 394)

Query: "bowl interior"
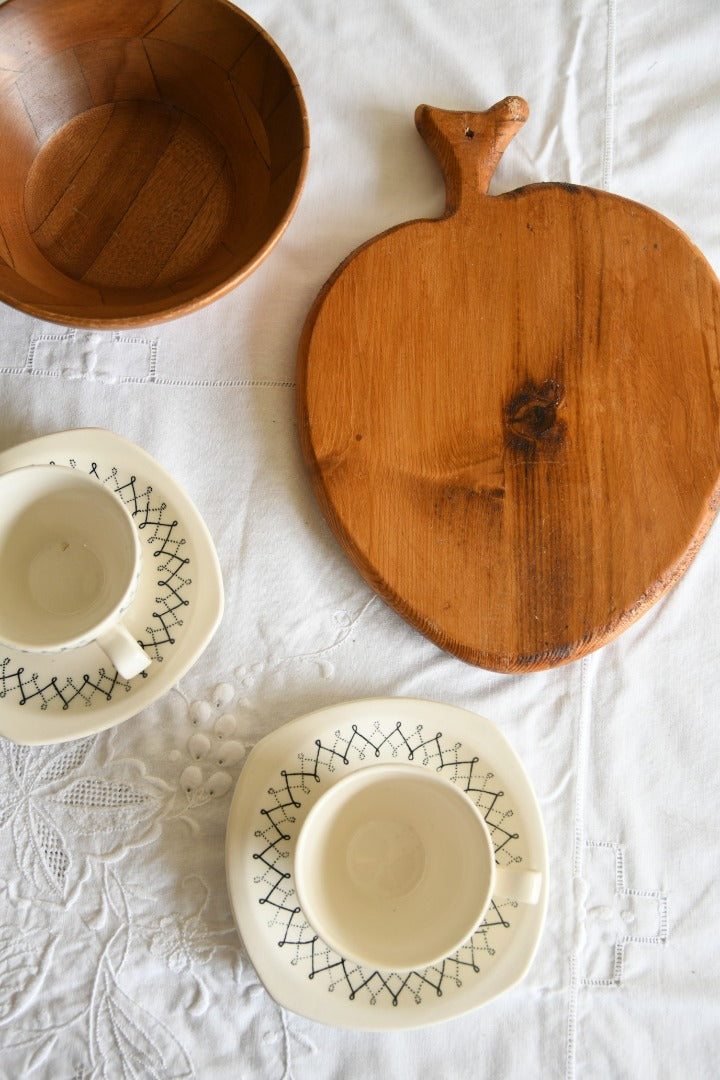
(0, 0, 308, 325)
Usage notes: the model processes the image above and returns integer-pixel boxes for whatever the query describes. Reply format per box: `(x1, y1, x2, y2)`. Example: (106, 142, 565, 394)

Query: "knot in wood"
(505, 379, 565, 446)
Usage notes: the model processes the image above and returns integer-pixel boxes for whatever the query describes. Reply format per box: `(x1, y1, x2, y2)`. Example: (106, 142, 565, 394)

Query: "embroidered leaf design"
(0, 789, 17, 829)
(25, 1034, 58, 1074)
(0, 741, 100, 898)
(53, 778, 163, 857)
(0, 738, 94, 796)
(0, 926, 54, 1023)
(35, 737, 95, 787)
(102, 873, 132, 976)
(94, 971, 193, 1079)
(6, 742, 31, 785)
(61, 778, 149, 808)
(21, 807, 70, 895)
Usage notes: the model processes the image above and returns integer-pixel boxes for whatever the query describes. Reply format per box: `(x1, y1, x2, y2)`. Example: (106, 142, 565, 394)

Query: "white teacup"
(0, 465, 150, 680)
(294, 763, 542, 971)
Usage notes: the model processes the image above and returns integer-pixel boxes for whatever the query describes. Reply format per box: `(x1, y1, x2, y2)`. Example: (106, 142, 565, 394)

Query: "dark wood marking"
(505, 379, 565, 447)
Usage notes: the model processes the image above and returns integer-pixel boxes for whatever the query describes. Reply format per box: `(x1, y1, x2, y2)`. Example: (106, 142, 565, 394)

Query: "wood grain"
(298, 97, 720, 673)
(0, 0, 308, 326)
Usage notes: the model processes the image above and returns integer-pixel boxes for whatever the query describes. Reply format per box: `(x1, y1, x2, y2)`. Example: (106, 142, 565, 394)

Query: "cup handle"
(493, 864, 543, 906)
(96, 623, 151, 680)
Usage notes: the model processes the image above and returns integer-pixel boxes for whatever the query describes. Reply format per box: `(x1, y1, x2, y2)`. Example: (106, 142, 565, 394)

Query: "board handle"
(415, 96, 529, 214)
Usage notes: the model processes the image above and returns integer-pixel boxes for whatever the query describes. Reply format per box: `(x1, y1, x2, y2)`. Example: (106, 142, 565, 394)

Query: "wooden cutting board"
(297, 97, 720, 673)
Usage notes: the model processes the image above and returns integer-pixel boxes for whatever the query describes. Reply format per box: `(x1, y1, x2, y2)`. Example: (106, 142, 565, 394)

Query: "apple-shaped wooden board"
(297, 97, 720, 673)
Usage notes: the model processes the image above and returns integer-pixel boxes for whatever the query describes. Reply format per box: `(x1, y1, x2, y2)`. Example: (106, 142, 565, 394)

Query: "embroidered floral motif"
(0, 866, 196, 1078)
(0, 923, 55, 1025)
(235, 598, 376, 694)
(0, 738, 165, 900)
(131, 876, 242, 1017)
(0, 681, 309, 1078)
(165, 685, 247, 824)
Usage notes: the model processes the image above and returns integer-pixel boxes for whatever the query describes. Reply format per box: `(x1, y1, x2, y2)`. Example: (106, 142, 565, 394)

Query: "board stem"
(415, 96, 529, 214)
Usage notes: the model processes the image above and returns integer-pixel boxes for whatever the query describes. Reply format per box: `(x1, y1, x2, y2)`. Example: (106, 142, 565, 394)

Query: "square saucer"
(0, 428, 223, 744)
(225, 698, 548, 1030)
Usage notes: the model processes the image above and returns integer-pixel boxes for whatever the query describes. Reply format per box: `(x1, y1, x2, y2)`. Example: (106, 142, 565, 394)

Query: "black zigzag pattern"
(251, 719, 523, 1008)
(0, 460, 190, 711)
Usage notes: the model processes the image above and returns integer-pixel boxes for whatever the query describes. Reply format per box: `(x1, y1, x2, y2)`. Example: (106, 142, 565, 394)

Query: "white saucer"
(0, 428, 223, 745)
(225, 698, 548, 1031)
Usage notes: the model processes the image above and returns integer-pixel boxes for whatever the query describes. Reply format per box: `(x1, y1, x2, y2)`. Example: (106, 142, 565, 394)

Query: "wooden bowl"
(0, 0, 309, 327)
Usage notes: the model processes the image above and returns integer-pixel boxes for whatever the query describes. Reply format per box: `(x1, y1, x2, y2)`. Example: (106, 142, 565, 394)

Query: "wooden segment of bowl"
(0, 0, 308, 326)
(298, 97, 720, 673)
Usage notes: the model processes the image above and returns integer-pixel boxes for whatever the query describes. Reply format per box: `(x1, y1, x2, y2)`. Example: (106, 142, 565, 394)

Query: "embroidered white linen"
(1, 0, 719, 1076)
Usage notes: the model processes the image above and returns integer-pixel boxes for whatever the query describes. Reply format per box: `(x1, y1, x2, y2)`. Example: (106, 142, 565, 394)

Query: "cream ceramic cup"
(294, 763, 542, 971)
(0, 465, 150, 680)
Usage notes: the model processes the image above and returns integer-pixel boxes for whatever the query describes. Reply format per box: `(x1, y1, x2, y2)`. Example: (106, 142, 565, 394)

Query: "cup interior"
(294, 764, 495, 971)
(0, 466, 139, 650)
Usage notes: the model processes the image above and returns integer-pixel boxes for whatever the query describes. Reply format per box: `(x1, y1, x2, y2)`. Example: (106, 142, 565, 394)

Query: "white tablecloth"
(1, 1, 719, 1076)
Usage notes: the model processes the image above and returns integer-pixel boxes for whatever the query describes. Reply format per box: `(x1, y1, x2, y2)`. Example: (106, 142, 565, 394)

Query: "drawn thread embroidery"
(0, 459, 191, 711)
(581, 841, 669, 987)
(251, 720, 523, 1007)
